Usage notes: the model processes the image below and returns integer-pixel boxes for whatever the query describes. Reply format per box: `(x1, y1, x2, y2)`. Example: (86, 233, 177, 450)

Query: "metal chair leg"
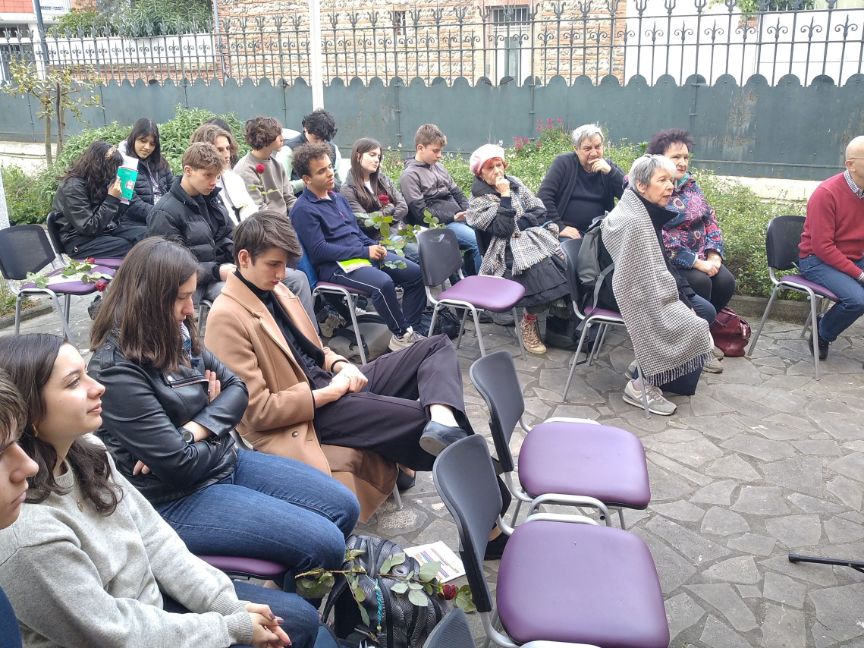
(512, 307, 524, 356)
(635, 365, 651, 419)
(14, 295, 22, 335)
(391, 484, 403, 510)
(747, 286, 780, 356)
(810, 297, 820, 380)
(454, 306, 469, 348)
(471, 307, 486, 356)
(564, 322, 592, 399)
(49, 293, 75, 343)
(343, 293, 367, 365)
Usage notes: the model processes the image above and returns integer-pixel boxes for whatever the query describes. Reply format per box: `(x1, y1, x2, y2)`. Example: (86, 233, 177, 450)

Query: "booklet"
(336, 258, 372, 273)
(404, 540, 466, 583)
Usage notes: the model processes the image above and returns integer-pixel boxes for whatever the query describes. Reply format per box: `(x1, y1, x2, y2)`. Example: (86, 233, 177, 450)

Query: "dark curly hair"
(124, 117, 170, 172)
(0, 334, 123, 516)
(245, 116, 283, 151)
(646, 129, 694, 156)
(60, 141, 123, 205)
(302, 109, 338, 141)
(292, 142, 332, 179)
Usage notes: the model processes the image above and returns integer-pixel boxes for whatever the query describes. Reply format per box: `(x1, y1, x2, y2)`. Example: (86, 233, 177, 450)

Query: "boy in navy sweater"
(291, 142, 427, 351)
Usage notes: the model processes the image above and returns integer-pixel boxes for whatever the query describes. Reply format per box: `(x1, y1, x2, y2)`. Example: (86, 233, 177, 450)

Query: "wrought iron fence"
(1, 0, 861, 87)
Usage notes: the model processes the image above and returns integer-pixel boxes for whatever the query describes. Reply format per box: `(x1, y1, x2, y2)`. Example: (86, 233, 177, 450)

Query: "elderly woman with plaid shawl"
(601, 155, 713, 416)
(466, 144, 569, 355)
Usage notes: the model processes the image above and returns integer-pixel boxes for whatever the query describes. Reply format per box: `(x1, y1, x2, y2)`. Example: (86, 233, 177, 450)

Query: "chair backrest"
(765, 215, 806, 272)
(417, 228, 463, 287)
(468, 351, 524, 474)
(432, 435, 501, 615)
(0, 225, 56, 280)
(422, 608, 476, 648)
(561, 237, 585, 314)
(44, 212, 65, 257)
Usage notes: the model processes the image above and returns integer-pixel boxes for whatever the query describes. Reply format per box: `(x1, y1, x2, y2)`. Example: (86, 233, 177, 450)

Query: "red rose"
(255, 163, 266, 174)
(378, 193, 390, 206)
(94, 279, 109, 292)
(85, 257, 96, 264)
(441, 584, 457, 600)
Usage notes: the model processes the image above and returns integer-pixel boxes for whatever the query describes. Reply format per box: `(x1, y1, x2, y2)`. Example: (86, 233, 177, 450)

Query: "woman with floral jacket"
(648, 129, 736, 312)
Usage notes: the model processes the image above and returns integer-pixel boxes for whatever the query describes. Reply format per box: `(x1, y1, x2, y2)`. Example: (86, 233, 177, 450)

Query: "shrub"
(158, 106, 246, 172)
(2, 165, 55, 224)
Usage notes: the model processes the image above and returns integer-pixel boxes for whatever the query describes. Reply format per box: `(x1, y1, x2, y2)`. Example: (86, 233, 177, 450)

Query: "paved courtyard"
(3, 296, 864, 647)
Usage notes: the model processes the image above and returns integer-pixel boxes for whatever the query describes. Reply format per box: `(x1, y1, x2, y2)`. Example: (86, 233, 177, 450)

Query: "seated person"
(234, 116, 297, 216)
(647, 129, 736, 316)
(799, 135, 864, 362)
(467, 144, 569, 356)
(0, 370, 38, 648)
(120, 118, 174, 226)
(0, 333, 323, 648)
(281, 109, 344, 196)
(537, 123, 625, 239)
(88, 237, 358, 577)
(399, 123, 482, 275)
(203, 211, 474, 518)
(291, 143, 426, 351)
(601, 155, 713, 416)
(52, 141, 147, 259)
(189, 125, 317, 323)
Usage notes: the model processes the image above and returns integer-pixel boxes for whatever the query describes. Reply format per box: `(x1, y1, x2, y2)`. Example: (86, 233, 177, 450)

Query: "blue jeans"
(329, 252, 427, 335)
(690, 294, 717, 325)
(799, 255, 864, 341)
(446, 221, 482, 275)
(157, 450, 360, 573)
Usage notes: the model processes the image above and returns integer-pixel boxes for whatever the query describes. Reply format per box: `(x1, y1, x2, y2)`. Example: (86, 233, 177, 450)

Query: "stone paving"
(3, 296, 864, 647)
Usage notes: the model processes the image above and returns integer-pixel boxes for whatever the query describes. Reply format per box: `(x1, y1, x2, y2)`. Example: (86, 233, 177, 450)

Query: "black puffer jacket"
(52, 176, 126, 252)
(147, 178, 234, 286)
(89, 338, 248, 505)
(124, 157, 174, 224)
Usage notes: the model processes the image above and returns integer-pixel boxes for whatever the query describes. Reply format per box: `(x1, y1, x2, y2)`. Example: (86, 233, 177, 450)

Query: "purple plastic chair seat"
(316, 280, 367, 295)
(20, 265, 115, 295)
(438, 276, 525, 313)
(584, 305, 624, 321)
(198, 555, 287, 579)
(779, 275, 837, 301)
(518, 422, 650, 508)
(89, 258, 123, 270)
(497, 520, 669, 647)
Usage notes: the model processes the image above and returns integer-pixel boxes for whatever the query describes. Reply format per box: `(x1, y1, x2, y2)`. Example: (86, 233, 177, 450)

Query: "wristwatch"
(180, 426, 195, 444)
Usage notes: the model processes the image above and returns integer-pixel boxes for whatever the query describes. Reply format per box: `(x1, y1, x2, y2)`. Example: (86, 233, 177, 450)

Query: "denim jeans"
(156, 450, 360, 573)
(690, 294, 717, 325)
(446, 221, 482, 274)
(799, 254, 864, 341)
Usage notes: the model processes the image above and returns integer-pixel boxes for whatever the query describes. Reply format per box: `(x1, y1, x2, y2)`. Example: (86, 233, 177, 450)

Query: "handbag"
(709, 307, 751, 357)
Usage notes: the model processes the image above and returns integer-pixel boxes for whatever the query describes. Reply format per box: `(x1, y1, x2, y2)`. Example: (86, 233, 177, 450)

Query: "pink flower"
(94, 279, 109, 292)
(85, 257, 96, 264)
(255, 163, 265, 174)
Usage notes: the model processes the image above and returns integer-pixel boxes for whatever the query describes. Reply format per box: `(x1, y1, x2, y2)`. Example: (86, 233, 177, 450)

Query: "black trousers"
(313, 334, 471, 471)
(64, 222, 147, 258)
(679, 265, 736, 312)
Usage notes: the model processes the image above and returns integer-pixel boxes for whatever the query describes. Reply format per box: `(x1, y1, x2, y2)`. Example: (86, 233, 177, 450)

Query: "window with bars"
(490, 5, 530, 25)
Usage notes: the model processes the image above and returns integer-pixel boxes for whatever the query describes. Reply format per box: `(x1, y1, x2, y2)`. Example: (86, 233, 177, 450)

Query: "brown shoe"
(520, 313, 547, 354)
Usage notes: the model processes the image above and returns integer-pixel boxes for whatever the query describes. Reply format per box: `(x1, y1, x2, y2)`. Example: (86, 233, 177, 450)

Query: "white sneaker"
(388, 327, 425, 352)
(712, 345, 725, 359)
(622, 380, 677, 416)
(703, 356, 723, 374)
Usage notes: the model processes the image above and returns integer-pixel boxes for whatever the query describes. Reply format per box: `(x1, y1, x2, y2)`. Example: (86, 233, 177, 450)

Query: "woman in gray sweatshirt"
(0, 334, 316, 648)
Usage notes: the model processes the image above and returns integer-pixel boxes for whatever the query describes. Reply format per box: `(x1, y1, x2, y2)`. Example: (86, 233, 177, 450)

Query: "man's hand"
(589, 159, 612, 174)
(368, 245, 387, 261)
(312, 373, 351, 407)
(334, 362, 368, 393)
(219, 263, 237, 282)
(453, 211, 467, 222)
(559, 226, 582, 240)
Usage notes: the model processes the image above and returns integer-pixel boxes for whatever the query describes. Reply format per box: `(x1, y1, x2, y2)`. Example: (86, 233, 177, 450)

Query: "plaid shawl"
(467, 176, 561, 277)
(601, 189, 712, 386)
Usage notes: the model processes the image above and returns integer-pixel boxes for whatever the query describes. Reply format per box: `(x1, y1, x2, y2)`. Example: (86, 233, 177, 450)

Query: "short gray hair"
(571, 124, 604, 148)
(628, 154, 676, 190)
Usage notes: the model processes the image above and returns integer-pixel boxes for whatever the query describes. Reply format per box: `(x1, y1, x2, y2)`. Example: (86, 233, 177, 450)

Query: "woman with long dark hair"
(121, 117, 174, 224)
(52, 140, 147, 259)
(340, 138, 408, 225)
(0, 333, 318, 647)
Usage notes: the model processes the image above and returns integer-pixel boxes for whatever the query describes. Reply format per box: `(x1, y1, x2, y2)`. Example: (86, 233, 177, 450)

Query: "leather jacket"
(89, 338, 249, 505)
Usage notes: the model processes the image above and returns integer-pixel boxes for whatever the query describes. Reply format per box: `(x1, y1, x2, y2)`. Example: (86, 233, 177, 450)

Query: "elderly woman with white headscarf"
(601, 155, 713, 416)
(467, 144, 569, 355)
(537, 123, 626, 240)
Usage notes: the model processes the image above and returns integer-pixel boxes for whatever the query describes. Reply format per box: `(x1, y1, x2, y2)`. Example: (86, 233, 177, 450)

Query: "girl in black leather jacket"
(88, 237, 360, 579)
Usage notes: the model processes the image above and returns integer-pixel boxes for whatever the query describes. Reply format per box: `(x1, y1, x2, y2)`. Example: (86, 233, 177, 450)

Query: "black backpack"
(576, 216, 617, 312)
(321, 535, 448, 648)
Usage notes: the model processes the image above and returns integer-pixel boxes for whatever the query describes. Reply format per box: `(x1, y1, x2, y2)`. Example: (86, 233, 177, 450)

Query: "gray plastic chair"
(747, 215, 837, 379)
(433, 435, 669, 648)
(423, 608, 476, 648)
(416, 228, 525, 357)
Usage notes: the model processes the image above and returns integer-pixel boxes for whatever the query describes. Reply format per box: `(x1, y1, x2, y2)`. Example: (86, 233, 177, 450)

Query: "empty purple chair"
(747, 215, 838, 379)
(417, 228, 525, 357)
(433, 435, 669, 648)
(470, 350, 650, 528)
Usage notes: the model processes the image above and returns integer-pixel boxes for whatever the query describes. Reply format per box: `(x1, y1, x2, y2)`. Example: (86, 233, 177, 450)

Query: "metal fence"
(1, 0, 862, 86)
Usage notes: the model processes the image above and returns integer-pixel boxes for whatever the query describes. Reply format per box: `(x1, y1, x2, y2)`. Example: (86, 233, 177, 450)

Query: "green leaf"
(408, 589, 429, 607)
(390, 581, 409, 594)
(418, 561, 440, 583)
(351, 583, 367, 603)
(408, 582, 423, 590)
(345, 548, 366, 562)
(380, 552, 406, 575)
(453, 585, 477, 613)
(358, 605, 370, 627)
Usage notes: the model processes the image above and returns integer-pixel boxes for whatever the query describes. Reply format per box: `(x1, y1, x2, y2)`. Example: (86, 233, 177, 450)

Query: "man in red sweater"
(799, 136, 864, 359)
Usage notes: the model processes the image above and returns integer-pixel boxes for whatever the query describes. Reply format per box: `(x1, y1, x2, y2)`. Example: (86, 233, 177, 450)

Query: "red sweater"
(799, 172, 864, 279)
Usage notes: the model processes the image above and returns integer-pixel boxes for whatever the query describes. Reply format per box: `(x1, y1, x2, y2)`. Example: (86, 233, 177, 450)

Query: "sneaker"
(419, 421, 468, 456)
(808, 331, 830, 360)
(703, 356, 724, 374)
(712, 345, 725, 359)
(519, 314, 547, 355)
(388, 327, 425, 352)
(622, 380, 677, 416)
